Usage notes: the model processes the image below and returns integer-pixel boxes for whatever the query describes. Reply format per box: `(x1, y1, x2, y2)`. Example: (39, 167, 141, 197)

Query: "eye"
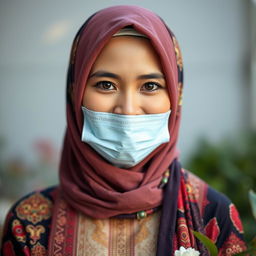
(94, 81, 116, 91)
(141, 82, 162, 92)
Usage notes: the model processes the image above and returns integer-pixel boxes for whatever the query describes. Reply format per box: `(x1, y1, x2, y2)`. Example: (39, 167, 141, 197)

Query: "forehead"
(90, 36, 163, 73)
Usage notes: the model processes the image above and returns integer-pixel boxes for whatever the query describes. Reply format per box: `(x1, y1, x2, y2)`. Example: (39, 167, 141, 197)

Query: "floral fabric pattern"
(16, 192, 52, 224)
(1, 187, 56, 256)
(1, 173, 246, 255)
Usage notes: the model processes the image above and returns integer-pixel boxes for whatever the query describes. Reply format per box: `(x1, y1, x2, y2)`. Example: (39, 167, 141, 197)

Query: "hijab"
(59, 5, 184, 219)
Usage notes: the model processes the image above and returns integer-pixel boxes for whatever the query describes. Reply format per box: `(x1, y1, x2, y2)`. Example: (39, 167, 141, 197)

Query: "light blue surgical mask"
(81, 107, 171, 168)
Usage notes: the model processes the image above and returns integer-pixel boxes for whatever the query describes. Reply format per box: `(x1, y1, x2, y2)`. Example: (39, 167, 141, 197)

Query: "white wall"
(0, 0, 250, 164)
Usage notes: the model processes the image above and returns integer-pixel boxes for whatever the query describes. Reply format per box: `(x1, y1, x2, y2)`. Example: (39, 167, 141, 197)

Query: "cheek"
(82, 88, 114, 112)
(142, 94, 171, 114)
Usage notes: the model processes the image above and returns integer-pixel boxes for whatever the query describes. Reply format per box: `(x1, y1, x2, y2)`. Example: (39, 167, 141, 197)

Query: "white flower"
(174, 246, 200, 256)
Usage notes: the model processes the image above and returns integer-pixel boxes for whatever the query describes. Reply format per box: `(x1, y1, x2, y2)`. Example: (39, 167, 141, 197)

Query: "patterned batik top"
(0, 170, 246, 256)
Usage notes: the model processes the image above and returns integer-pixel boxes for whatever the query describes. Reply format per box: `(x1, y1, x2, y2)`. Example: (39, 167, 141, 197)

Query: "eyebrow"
(89, 70, 165, 80)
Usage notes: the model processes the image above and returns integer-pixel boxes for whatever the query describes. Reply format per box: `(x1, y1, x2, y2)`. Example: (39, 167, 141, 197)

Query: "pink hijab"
(59, 5, 183, 218)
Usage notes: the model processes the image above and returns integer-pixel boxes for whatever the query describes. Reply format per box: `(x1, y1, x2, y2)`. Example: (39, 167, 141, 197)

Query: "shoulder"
(184, 169, 238, 224)
(184, 169, 232, 215)
(184, 170, 246, 253)
(1, 186, 58, 255)
(9, 186, 57, 224)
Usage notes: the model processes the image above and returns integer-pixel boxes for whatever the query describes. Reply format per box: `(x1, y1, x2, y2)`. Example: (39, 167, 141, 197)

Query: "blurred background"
(0, 0, 255, 242)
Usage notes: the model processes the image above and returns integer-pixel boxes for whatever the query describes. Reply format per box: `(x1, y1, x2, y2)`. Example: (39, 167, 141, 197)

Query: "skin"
(82, 36, 171, 115)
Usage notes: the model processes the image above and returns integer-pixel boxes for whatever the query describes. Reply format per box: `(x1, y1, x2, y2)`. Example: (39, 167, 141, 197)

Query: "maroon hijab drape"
(59, 5, 184, 218)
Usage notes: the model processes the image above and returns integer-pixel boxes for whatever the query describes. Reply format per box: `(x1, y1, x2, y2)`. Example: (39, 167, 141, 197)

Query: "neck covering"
(59, 5, 184, 219)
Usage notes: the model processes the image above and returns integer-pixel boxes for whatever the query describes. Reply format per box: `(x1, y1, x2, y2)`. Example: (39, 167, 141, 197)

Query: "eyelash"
(141, 82, 163, 92)
(94, 81, 164, 92)
(94, 81, 116, 91)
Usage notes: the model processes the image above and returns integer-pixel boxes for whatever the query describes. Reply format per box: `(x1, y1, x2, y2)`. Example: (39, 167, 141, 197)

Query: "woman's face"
(83, 36, 171, 114)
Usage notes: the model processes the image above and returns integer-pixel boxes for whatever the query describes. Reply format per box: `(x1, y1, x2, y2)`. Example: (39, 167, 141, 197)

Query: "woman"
(1, 5, 246, 256)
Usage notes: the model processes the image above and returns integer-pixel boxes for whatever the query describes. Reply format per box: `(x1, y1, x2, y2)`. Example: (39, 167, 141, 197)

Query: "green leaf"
(193, 231, 218, 256)
(249, 190, 256, 220)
